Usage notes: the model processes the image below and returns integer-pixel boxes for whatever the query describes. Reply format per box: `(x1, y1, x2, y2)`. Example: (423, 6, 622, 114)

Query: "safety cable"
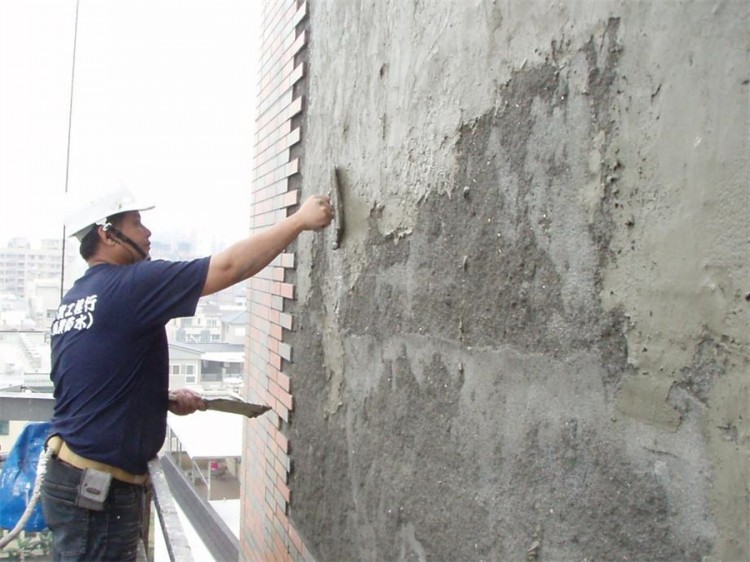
(59, 0, 81, 299)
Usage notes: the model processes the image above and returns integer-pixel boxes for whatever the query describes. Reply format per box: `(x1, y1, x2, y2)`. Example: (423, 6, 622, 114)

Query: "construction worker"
(42, 186, 333, 561)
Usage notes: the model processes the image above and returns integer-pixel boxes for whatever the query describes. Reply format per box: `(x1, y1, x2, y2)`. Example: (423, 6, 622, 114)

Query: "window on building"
(0, 421, 9, 435)
(172, 365, 180, 375)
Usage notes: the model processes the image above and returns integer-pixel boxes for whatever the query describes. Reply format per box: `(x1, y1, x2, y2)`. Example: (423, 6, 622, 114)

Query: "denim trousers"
(41, 455, 145, 562)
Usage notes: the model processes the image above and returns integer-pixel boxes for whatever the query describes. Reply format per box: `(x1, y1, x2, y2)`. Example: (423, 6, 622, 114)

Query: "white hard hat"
(65, 186, 155, 242)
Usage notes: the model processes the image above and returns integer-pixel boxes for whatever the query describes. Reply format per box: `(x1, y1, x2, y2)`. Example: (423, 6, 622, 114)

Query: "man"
(42, 186, 333, 561)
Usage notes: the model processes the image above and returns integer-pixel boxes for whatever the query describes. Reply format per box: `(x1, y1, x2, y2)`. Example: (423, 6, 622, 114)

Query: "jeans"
(41, 455, 145, 562)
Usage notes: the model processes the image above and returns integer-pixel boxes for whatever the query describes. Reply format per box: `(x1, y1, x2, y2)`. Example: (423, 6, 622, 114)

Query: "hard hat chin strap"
(102, 223, 150, 261)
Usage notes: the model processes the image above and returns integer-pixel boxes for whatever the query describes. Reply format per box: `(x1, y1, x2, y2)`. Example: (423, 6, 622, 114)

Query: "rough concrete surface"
(285, 1, 749, 561)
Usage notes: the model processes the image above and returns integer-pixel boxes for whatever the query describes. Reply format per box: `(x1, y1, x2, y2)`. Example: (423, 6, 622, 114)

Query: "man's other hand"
(168, 388, 207, 416)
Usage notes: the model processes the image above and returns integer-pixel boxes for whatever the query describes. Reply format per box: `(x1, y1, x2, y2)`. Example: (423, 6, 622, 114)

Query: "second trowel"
(169, 392, 271, 419)
(203, 397, 271, 419)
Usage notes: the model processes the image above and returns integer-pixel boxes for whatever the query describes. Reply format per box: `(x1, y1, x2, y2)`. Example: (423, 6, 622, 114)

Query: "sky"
(0, 1, 260, 250)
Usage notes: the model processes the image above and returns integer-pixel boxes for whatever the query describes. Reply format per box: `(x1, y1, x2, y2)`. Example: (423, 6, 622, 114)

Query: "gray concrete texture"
(284, 1, 749, 561)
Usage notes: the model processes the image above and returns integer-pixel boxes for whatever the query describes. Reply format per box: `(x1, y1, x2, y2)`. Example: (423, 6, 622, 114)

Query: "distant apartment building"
(28, 277, 63, 327)
(166, 301, 246, 392)
(168, 342, 203, 387)
(0, 238, 78, 301)
(1, 276, 66, 330)
(168, 341, 243, 391)
(0, 238, 61, 298)
(171, 314, 223, 343)
(167, 299, 247, 345)
(0, 329, 52, 392)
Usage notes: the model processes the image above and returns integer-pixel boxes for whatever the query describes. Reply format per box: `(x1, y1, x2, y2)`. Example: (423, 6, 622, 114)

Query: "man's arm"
(201, 195, 334, 296)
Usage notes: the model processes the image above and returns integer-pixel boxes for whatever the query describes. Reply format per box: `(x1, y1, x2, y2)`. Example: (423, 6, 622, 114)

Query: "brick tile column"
(240, 1, 313, 561)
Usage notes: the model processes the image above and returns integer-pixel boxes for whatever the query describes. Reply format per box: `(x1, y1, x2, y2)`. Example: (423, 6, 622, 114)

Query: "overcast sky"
(0, 1, 260, 249)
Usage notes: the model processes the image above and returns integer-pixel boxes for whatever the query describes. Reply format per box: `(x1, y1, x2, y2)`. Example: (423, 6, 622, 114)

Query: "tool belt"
(46, 435, 149, 486)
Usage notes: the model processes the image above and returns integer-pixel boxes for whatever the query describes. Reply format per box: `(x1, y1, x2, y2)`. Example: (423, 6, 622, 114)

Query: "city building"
(0, 238, 78, 301)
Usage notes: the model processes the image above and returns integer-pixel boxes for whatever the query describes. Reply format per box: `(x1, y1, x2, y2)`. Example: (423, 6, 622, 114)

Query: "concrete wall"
(281, 1, 749, 561)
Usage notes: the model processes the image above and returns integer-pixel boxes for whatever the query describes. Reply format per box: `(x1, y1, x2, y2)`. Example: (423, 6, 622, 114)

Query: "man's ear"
(97, 225, 115, 245)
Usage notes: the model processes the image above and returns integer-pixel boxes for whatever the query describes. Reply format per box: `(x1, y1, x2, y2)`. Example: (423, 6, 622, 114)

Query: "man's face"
(116, 211, 152, 260)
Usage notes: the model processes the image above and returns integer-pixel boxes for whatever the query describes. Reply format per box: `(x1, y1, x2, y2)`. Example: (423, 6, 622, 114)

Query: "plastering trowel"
(169, 392, 271, 419)
(331, 166, 345, 249)
(203, 397, 271, 418)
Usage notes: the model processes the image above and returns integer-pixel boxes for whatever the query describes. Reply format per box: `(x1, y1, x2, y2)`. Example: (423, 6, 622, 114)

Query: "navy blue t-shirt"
(49, 257, 210, 474)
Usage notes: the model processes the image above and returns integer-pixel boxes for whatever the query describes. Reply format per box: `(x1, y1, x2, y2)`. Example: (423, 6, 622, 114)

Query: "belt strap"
(47, 435, 148, 486)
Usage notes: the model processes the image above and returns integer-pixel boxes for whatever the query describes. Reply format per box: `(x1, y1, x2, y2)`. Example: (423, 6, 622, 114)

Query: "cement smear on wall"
(286, 1, 749, 560)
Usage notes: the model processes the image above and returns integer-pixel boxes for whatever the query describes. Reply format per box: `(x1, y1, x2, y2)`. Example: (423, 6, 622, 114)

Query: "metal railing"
(145, 457, 194, 562)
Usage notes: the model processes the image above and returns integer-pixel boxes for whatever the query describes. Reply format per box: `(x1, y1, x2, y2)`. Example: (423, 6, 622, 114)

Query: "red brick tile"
(274, 429, 289, 454)
(277, 389, 293, 411)
(269, 352, 281, 370)
(276, 371, 290, 392)
(279, 283, 294, 299)
(277, 478, 291, 503)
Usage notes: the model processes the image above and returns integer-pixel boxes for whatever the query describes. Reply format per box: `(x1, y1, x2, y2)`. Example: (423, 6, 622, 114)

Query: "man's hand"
(296, 195, 334, 231)
(168, 388, 207, 416)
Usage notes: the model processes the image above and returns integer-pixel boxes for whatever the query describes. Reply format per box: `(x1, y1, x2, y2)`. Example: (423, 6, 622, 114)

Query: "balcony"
(0, 393, 236, 561)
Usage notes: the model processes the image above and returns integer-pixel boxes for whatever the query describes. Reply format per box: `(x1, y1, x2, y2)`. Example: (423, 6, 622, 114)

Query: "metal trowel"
(203, 397, 271, 418)
(169, 392, 271, 419)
